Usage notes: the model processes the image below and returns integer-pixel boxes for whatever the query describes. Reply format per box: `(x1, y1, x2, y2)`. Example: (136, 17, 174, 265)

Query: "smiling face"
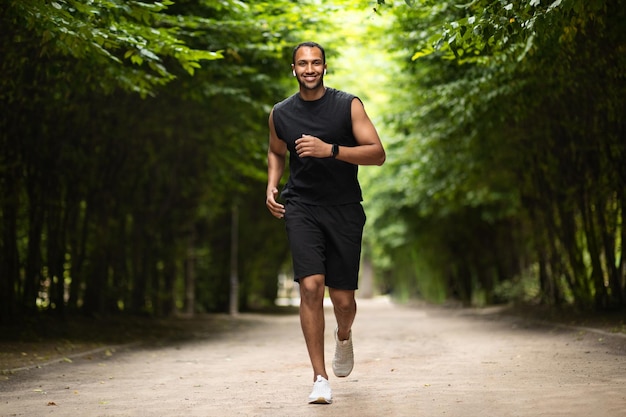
(292, 46, 327, 95)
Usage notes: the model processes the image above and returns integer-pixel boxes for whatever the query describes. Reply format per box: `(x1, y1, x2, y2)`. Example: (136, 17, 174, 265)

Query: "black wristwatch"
(331, 143, 339, 158)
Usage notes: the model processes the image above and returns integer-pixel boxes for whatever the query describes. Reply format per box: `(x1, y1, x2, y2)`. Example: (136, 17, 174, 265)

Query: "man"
(265, 41, 385, 404)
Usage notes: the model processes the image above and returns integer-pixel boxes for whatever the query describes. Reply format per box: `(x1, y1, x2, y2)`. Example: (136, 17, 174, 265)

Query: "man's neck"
(299, 85, 327, 101)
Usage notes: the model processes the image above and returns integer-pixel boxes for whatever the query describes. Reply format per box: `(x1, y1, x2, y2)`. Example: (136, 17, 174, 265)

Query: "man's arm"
(294, 98, 385, 166)
(266, 108, 287, 219)
(340, 98, 385, 166)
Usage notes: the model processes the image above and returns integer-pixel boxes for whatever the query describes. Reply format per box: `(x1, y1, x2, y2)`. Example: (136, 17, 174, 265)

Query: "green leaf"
(411, 47, 434, 60)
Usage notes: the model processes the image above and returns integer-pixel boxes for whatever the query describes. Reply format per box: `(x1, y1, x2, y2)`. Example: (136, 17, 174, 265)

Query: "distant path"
(1, 298, 625, 417)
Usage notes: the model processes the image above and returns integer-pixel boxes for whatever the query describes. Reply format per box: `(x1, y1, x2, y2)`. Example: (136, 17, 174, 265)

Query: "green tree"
(0, 0, 324, 321)
(370, 0, 625, 309)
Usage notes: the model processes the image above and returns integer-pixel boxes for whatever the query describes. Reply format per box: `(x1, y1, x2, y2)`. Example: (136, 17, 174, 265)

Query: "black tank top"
(272, 88, 363, 205)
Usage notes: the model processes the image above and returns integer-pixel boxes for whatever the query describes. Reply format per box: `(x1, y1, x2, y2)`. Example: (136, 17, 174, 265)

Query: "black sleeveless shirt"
(272, 87, 363, 205)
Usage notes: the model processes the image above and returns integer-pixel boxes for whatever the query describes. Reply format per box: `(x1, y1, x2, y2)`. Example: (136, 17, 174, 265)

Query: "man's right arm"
(266, 108, 287, 219)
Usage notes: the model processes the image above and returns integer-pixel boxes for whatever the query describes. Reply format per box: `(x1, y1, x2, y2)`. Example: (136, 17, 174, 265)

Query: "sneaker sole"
(333, 369, 352, 378)
(309, 397, 332, 404)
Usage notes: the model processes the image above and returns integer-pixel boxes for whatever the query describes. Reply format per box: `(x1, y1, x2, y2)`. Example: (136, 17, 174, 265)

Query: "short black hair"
(292, 42, 326, 65)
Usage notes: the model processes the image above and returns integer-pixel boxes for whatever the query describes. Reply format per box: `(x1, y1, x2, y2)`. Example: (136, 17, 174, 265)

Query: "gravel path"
(1, 297, 625, 416)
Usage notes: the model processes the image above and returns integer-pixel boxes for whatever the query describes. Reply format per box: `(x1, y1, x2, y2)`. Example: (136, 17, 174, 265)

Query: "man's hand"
(266, 187, 285, 219)
(295, 134, 332, 158)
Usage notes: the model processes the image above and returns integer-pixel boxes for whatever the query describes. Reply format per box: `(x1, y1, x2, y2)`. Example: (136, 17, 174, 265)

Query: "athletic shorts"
(284, 200, 366, 290)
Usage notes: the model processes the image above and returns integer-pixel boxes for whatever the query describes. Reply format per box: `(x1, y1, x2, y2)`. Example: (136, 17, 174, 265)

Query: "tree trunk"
(0, 185, 20, 321)
(184, 231, 196, 316)
(23, 198, 44, 311)
(230, 204, 239, 316)
(68, 200, 89, 311)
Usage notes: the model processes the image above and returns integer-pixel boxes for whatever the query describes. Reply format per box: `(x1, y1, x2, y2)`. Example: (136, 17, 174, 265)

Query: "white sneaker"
(332, 328, 354, 377)
(308, 375, 332, 404)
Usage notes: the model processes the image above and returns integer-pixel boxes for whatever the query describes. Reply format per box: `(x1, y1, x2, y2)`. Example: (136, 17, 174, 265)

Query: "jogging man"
(266, 41, 385, 404)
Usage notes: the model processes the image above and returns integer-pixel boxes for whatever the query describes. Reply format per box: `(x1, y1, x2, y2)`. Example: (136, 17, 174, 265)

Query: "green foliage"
(403, 0, 610, 63)
(3, 0, 623, 320)
(369, 0, 626, 310)
(6, 0, 223, 96)
(0, 0, 322, 320)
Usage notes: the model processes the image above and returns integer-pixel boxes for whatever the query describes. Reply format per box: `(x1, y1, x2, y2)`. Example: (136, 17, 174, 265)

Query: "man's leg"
(329, 288, 356, 377)
(299, 274, 327, 381)
(329, 288, 356, 341)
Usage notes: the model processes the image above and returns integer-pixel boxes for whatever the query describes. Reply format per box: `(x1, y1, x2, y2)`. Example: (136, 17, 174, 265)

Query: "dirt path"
(1, 298, 625, 417)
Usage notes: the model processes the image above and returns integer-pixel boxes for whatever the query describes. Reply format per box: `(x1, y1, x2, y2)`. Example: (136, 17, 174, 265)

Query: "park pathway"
(1, 297, 625, 417)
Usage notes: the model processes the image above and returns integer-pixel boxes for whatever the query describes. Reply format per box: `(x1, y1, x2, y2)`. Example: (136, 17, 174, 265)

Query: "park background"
(1, 0, 625, 325)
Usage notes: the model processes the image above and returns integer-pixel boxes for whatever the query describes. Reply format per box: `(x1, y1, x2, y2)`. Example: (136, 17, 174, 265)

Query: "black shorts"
(284, 200, 366, 290)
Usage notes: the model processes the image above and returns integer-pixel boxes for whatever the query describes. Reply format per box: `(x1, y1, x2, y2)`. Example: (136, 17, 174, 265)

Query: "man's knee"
(299, 274, 325, 301)
(330, 290, 356, 312)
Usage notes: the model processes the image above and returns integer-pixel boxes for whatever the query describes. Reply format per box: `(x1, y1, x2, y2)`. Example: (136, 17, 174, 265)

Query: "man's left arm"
(336, 98, 385, 166)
